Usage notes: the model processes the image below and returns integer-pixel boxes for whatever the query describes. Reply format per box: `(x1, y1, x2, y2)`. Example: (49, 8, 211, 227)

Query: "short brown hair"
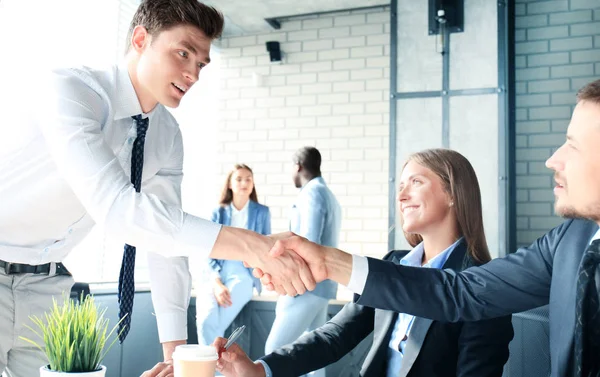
(402, 149, 491, 263)
(126, 0, 224, 51)
(577, 79, 600, 105)
(219, 164, 259, 206)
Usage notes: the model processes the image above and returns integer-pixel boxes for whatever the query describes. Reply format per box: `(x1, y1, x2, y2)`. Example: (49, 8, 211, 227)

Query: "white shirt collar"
(591, 227, 600, 242)
(400, 238, 463, 269)
(231, 201, 249, 215)
(114, 64, 146, 120)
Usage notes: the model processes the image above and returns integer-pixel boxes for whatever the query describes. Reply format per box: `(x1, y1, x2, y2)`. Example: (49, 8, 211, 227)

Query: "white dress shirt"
(0, 64, 221, 342)
(230, 202, 249, 229)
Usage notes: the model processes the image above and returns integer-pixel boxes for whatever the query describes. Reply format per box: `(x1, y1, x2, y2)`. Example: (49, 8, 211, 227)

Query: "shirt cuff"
(178, 213, 222, 258)
(256, 360, 272, 377)
(155, 311, 188, 343)
(347, 255, 369, 295)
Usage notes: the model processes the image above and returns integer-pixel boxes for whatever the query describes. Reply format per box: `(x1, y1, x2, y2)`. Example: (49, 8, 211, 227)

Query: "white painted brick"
(335, 14, 366, 26)
(366, 56, 389, 68)
(300, 105, 332, 116)
(337, 195, 363, 206)
(347, 231, 383, 243)
(335, 36, 367, 48)
(217, 131, 238, 142)
(366, 79, 389, 90)
(269, 129, 299, 140)
(239, 87, 270, 98)
(227, 56, 257, 68)
(251, 140, 284, 152)
(366, 102, 389, 114)
(302, 17, 333, 30)
(240, 66, 270, 77)
(333, 103, 365, 115)
(332, 149, 364, 160)
(221, 68, 241, 79)
(367, 11, 389, 24)
(223, 141, 253, 152)
(347, 207, 381, 219)
(226, 98, 254, 110)
(302, 83, 333, 94)
(352, 24, 384, 36)
(368, 34, 390, 46)
(255, 97, 285, 108)
(300, 127, 331, 139)
(255, 119, 285, 130)
(238, 130, 268, 141)
(223, 120, 255, 131)
(270, 64, 301, 75)
(226, 77, 253, 89)
(286, 95, 317, 106)
(281, 41, 303, 53)
(342, 219, 363, 230)
(319, 26, 351, 39)
(257, 33, 287, 44)
(228, 36, 257, 48)
(365, 149, 387, 160)
(316, 138, 349, 149)
(354, 159, 382, 172)
(281, 20, 303, 31)
(352, 68, 383, 80)
(333, 59, 366, 70)
(220, 110, 239, 121)
(330, 172, 364, 184)
(271, 86, 300, 96)
(221, 48, 242, 58)
(348, 114, 384, 127)
(286, 73, 317, 85)
(351, 91, 383, 102)
(242, 45, 267, 57)
(348, 184, 385, 196)
(288, 30, 318, 42)
(285, 117, 317, 128)
(351, 45, 384, 58)
(317, 115, 349, 127)
(319, 48, 350, 61)
(318, 93, 350, 104)
(220, 89, 241, 100)
(303, 40, 334, 52)
(349, 137, 383, 148)
(286, 52, 318, 64)
(268, 151, 293, 161)
(285, 138, 319, 150)
(333, 81, 366, 92)
(318, 71, 350, 82)
(332, 126, 363, 137)
(269, 107, 300, 118)
(302, 61, 333, 73)
(239, 108, 269, 119)
(365, 125, 389, 136)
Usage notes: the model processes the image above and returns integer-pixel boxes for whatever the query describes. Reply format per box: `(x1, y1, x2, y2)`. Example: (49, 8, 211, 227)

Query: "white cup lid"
(172, 345, 218, 361)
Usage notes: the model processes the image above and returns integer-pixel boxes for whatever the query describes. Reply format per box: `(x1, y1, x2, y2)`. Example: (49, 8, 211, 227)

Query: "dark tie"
(574, 239, 600, 377)
(118, 114, 149, 343)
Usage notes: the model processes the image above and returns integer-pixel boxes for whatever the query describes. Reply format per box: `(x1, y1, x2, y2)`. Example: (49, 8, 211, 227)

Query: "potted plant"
(21, 294, 122, 376)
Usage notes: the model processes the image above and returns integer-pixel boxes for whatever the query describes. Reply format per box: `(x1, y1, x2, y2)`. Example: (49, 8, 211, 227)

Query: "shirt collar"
(301, 176, 325, 192)
(114, 64, 146, 120)
(591, 227, 600, 242)
(230, 201, 249, 215)
(400, 237, 463, 269)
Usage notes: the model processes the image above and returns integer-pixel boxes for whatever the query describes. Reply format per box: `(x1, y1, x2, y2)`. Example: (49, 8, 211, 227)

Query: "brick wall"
(515, 0, 600, 246)
(214, 8, 391, 260)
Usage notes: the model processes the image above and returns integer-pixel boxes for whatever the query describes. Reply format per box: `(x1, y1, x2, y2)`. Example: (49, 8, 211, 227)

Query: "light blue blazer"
(291, 177, 341, 299)
(209, 200, 271, 294)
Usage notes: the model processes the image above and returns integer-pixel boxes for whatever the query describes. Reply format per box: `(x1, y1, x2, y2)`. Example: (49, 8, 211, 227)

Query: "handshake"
(244, 232, 352, 296)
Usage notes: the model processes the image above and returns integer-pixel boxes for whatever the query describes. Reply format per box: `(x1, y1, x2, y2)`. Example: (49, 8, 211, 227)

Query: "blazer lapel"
(398, 317, 434, 377)
(247, 201, 257, 232)
(223, 205, 232, 226)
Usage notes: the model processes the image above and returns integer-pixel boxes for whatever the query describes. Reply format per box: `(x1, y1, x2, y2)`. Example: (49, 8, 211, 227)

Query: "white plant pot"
(40, 365, 106, 377)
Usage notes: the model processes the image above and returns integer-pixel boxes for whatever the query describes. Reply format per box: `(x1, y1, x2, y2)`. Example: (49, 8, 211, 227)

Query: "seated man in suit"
(214, 149, 513, 377)
(256, 79, 600, 377)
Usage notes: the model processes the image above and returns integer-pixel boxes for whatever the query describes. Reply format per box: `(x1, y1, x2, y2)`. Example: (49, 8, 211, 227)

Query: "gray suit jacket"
(355, 219, 599, 377)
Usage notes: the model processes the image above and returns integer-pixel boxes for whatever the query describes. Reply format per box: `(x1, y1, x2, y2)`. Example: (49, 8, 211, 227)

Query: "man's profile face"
(134, 24, 211, 109)
(292, 163, 302, 188)
(546, 100, 600, 222)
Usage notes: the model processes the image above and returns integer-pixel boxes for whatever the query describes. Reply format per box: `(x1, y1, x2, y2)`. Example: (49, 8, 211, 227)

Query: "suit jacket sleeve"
(260, 298, 375, 377)
(456, 315, 513, 377)
(355, 220, 570, 322)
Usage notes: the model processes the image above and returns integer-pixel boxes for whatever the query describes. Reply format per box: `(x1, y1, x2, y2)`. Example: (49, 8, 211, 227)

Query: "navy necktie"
(574, 239, 600, 377)
(118, 114, 149, 343)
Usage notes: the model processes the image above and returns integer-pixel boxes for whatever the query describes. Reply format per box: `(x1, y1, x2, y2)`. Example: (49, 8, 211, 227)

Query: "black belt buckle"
(3, 262, 12, 274)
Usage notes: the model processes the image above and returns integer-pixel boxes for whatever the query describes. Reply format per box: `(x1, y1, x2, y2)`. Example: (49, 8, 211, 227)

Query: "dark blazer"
(355, 219, 599, 377)
(208, 200, 271, 292)
(261, 240, 513, 377)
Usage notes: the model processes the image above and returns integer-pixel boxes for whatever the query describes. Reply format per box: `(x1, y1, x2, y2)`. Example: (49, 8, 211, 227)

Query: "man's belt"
(0, 260, 71, 276)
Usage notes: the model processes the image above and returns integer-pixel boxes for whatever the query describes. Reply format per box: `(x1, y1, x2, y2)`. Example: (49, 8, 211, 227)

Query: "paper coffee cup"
(172, 345, 218, 377)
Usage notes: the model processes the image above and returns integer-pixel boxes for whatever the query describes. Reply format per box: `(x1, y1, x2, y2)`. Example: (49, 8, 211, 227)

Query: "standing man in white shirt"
(0, 1, 314, 376)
